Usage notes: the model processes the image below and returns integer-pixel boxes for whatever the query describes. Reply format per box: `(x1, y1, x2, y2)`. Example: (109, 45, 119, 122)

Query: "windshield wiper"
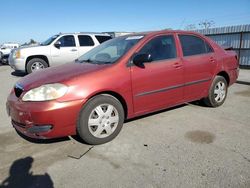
(79, 59, 112, 64)
(79, 59, 94, 63)
(94, 60, 112, 64)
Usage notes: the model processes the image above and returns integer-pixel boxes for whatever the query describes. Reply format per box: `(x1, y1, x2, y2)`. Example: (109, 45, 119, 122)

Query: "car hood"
(17, 62, 110, 91)
(19, 44, 40, 50)
(22, 44, 48, 51)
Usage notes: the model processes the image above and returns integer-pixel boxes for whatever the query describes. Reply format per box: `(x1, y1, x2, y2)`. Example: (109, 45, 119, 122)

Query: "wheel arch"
(25, 55, 50, 70)
(217, 71, 230, 85)
(87, 91, 128, 119)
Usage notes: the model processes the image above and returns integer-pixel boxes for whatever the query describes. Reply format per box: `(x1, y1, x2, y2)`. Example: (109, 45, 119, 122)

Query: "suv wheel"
(27, 58, 48, 74)
(77, 95, 124, 145)
(203, 76, 228, 107)
(0, 52, 2, 62)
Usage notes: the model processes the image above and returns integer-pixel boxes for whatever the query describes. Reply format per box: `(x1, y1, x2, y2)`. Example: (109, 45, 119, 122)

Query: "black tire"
(0, 52, 3, 63)
(77, 94, 125, 145)
(203, 76, 228, 107)
(26, 58, 48, 74)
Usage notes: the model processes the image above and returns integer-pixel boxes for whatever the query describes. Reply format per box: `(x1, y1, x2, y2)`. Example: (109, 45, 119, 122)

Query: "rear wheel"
(77, 95, 124, 145)
(26, 58, 48, 74)
(203, 76, 228, 107)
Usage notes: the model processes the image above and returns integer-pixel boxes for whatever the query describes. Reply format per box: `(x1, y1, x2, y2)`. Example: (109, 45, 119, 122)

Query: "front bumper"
(8, 56, 26, 71)
(6, 92, 86, 139)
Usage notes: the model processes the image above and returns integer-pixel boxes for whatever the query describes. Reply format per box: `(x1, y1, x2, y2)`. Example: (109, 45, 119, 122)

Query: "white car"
(9, 33, 112, 73)
(0, 43, 19, 62)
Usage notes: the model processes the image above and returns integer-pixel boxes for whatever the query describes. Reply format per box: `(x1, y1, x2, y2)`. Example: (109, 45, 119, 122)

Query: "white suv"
(9, 33, 112, 73)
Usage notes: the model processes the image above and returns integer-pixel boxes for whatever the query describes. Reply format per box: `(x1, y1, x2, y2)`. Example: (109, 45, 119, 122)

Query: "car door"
(131, 35, 184, 115)
(178, 34, 217, 101)
(51, 35, 78, 66)
(77, 35, 96, 57)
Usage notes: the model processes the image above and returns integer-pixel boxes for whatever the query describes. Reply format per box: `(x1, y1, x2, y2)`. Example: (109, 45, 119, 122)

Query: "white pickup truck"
(9, 33, 112, 73)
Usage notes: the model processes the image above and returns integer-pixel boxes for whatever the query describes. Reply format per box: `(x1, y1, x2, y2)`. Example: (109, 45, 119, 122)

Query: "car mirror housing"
(54, 41, 61, 49)
(133, 53, 152, 68)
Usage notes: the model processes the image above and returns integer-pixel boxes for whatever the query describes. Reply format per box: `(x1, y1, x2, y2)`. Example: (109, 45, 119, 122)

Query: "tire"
(26, 58, 48, 74)
(0, 52, 3, 63)
(77, 94, 125, 145)
(203, 76, 228, 107)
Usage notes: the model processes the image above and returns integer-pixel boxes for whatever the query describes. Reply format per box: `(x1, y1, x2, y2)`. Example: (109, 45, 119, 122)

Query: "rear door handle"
(71, 49, 77, 52)
(210, 57, 216, 63)
(173, 62, 182, 68)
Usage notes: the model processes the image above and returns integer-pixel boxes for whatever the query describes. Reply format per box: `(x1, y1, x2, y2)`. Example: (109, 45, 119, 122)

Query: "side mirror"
(54, 41, 61, 49)
(133, 53, 152, 68)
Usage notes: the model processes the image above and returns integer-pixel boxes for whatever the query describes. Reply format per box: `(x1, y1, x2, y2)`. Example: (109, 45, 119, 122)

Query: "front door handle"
(71, 49, 77, 52)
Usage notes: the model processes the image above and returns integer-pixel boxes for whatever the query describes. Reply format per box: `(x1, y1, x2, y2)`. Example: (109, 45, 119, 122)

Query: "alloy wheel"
(214, 81, 226, 102)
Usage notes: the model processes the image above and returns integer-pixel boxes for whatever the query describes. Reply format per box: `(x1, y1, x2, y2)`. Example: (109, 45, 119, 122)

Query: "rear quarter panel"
(222, 50, 239, 85)
(203, 36, 239, 86)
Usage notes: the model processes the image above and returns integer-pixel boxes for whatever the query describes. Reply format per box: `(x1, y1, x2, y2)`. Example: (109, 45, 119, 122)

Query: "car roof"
(57, 32, 111, 36)
(124, 30, 203, 37)
(2, 43, 19, 45)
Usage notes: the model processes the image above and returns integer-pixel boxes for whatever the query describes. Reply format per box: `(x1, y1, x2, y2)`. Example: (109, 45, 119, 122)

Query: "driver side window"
(57, 35, 76, 47)
(139, 35, 176, 62)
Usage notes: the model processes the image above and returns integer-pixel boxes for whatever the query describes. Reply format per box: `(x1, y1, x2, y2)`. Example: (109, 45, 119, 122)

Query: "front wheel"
(203, 76, 228, 107)
(0, 52, 3, 62)
(26, 58, 48, 74)
(77, 95, 125, 145)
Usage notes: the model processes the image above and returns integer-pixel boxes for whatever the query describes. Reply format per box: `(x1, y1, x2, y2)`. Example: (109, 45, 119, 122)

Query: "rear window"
(95, 35, 112, 44)
(179, 35, 213, 56)
(78, 35, 95, 46)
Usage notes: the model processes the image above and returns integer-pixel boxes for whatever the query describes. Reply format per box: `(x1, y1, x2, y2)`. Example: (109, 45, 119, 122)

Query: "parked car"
(8, 33, 112, 73)
(6, 30, 239, 144)
(0, 43, 19, 64)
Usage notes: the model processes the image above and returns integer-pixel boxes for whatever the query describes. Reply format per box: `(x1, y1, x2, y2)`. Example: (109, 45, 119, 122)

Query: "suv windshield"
(41, 35, 59, 46)
(78, 35, 144, 64)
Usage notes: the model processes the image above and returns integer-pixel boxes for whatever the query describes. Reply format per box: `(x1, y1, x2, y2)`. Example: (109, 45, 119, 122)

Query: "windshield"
(78, 35, 144, 64)
(41, 35, 59, 46)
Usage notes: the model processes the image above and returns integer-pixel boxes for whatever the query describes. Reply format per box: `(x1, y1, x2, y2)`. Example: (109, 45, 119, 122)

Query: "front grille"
(14, 83, 24, 98)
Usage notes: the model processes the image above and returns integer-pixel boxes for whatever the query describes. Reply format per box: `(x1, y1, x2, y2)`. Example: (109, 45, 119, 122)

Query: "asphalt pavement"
(0, 64, 250, 188)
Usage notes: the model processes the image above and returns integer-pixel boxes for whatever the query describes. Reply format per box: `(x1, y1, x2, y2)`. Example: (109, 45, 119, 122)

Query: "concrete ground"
(0, 64, 249, 188)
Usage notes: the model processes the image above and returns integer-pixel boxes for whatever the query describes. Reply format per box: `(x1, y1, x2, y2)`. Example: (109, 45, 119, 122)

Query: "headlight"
(22, 83, 68, 101)
(13, 50, 21, 59)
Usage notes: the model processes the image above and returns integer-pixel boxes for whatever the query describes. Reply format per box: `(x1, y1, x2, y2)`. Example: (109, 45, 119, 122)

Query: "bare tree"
(185, 24, 197, 31)
(163, 28, 172, 30)
(198, 20, 215, 29)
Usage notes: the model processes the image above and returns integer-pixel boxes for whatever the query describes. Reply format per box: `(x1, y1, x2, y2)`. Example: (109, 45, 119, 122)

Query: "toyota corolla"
(6, 30, 239, 144)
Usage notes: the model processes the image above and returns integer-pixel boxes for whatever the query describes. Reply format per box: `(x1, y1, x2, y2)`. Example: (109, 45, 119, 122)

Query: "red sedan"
(6, 30, 239, 144)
